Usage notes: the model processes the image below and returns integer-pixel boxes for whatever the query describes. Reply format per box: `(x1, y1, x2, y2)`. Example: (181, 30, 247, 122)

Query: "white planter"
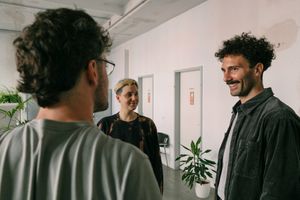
(195, 182, 211, 199)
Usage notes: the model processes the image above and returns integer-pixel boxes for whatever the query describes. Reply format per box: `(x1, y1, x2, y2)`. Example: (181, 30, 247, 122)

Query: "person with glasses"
(0, 8, 161, 200)
(97, 78, 164, 193)
(214, 33, 300, 200)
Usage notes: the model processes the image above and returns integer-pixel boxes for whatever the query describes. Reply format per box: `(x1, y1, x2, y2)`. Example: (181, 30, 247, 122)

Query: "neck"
(119, 109, 137, 122)
(240, 85, 264, 104)
(36, 104, 94, 124)
(36, 89, 94, 124)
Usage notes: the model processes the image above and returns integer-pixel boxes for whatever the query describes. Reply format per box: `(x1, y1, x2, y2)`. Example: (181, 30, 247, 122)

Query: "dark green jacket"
(215, 88, 300, 200)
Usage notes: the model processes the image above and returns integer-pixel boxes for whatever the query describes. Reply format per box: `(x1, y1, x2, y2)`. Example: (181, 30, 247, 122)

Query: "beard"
(94, 99, 108, 112)
(93, 82, 109, 113)
(227, 72, 257, 98)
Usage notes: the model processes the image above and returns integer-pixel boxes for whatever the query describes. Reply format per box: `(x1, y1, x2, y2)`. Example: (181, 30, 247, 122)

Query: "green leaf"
(201, 149, 211, 154)
(177, 136, 216, 190)
(181, 144, 192, 153)
(191, 141, 196, 152)
(196, 137, 201, 146)
(0, 88, 32, 132)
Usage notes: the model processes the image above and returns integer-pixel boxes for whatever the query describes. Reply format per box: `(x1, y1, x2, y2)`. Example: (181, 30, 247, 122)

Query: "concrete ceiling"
(0, 0, 207, 47)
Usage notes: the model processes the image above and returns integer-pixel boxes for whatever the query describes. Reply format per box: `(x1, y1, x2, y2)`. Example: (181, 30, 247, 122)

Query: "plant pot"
(195, 182, 210, 199)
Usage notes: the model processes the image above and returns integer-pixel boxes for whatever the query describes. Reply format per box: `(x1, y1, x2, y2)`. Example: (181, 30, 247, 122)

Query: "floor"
(163, 165, 215, 200)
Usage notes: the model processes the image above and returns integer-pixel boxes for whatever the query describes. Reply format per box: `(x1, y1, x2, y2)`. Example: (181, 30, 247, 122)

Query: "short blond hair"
(114, 78, 138, 94)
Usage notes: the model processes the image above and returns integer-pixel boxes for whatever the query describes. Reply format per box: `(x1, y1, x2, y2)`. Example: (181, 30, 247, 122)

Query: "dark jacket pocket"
(233, 139, 261, 178)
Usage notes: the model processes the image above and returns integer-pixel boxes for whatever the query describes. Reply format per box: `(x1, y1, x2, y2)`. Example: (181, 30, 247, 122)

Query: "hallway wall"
(0, 0, 299, 186)
(108, 0, 300, 176)
(0, 31, 18, 88)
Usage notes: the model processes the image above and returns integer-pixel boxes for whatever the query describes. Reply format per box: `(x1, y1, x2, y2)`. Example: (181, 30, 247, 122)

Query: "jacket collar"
(232, 88, 274, 115)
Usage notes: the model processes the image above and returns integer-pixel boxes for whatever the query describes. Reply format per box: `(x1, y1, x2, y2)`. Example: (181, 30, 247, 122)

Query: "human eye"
(229, 66, 239, 73)
(233, 66, 239, 71)
(126, 93, 132, 98)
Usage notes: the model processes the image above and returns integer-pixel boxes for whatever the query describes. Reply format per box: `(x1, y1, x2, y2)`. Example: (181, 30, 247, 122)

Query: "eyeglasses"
(95, 58, 115, 76)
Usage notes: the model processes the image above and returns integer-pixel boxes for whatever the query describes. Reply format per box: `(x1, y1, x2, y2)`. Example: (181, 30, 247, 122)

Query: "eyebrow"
(221, 65, 241, 71)
(125, 91, 138, 95)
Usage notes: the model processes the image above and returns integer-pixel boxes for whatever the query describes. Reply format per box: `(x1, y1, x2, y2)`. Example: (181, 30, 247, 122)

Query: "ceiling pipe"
(104, 0, 149, 31)
(0, 1, 47, 10)
(0, 1, 109, 21)
(0, 27, 20, 33)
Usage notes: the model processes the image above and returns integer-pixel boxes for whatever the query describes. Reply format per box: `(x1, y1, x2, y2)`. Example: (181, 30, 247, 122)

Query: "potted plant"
(175, 136, 216, 198)
(0, 87, 30, 132)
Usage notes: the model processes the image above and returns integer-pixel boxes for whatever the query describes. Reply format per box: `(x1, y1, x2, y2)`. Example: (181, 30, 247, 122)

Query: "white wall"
(0, 31, 19, 88)
(108, 0, 300, 172)
(0, 0, 299, 184)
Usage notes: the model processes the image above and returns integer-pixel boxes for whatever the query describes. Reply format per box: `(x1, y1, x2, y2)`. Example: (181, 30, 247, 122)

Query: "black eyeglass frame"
(95, 58, 115, 75)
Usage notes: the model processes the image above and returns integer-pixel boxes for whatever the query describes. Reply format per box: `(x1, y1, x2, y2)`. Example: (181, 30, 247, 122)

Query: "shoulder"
(0, 125, 27, 144)
(100, 135, 149, 165)
(97, 113, 118, 126)
(101, 113, 118, 121)
(0, 123, 37, 161)
(263, 96, 299, 121)
(137, 114, 157, 132)
(137, 114, 155, 124)
(1, 121, 38, 139)
(258, 97, 300, 138)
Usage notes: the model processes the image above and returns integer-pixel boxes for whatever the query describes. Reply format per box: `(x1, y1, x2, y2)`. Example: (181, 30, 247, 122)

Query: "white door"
(179, 70, 201, 157)
(140, 76, 153, 118)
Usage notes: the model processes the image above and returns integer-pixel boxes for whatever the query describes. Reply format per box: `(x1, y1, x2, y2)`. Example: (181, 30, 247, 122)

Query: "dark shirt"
(215, 88, 300, 200)
(97, 113, 164, 192)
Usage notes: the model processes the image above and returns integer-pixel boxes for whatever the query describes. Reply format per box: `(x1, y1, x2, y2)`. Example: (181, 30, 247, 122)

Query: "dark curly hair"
(215, 32, 275, 71)
(13, 8, 112, 107)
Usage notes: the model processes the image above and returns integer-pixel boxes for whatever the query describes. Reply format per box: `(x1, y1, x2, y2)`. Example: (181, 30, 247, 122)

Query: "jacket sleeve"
(260, 112, 300, 199)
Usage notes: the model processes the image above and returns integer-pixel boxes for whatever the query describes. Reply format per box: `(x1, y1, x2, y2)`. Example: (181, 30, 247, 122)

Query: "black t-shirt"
(97, 112, 164, 192)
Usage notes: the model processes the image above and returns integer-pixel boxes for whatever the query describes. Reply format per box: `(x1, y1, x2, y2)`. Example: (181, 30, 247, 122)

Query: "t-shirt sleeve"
(123, 155, 162, 200)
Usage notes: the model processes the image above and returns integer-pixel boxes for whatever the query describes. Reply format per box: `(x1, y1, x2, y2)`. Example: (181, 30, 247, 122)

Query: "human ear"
(255, 63, 264, 76)
(86, 60, 98, 86)
(116, 94, 121, 103)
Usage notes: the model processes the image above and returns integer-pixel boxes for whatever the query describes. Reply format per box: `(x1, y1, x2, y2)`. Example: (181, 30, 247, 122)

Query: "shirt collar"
(232, 88, 274, 115)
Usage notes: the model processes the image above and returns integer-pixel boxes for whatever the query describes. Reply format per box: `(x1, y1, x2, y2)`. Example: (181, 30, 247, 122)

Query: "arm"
(260, 112, 300, 199)
(149, 120, 164, 193)
(97, 117, 111, 135)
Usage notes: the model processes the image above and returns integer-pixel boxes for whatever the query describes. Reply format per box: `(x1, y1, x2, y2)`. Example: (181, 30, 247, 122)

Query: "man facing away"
(0, 8, 161, 200)
(214, 33, 300, 200)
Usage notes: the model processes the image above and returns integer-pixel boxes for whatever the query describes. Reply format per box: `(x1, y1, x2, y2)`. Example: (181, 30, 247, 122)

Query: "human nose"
(223, 70, 232, 82)
(132, 94, 139, 101)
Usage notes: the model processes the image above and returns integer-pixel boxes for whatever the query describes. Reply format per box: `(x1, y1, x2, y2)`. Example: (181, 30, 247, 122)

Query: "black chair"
(157, 132, 169, 167)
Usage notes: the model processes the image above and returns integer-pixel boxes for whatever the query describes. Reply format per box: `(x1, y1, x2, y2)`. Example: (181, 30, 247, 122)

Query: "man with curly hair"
(214, 33, 300, 200)
(0, 8, 161, 200)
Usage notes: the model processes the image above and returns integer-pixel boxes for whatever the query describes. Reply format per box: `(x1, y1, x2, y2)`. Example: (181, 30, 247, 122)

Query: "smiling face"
(221, 55, 263, 103)
(116, 84, 139, 112)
